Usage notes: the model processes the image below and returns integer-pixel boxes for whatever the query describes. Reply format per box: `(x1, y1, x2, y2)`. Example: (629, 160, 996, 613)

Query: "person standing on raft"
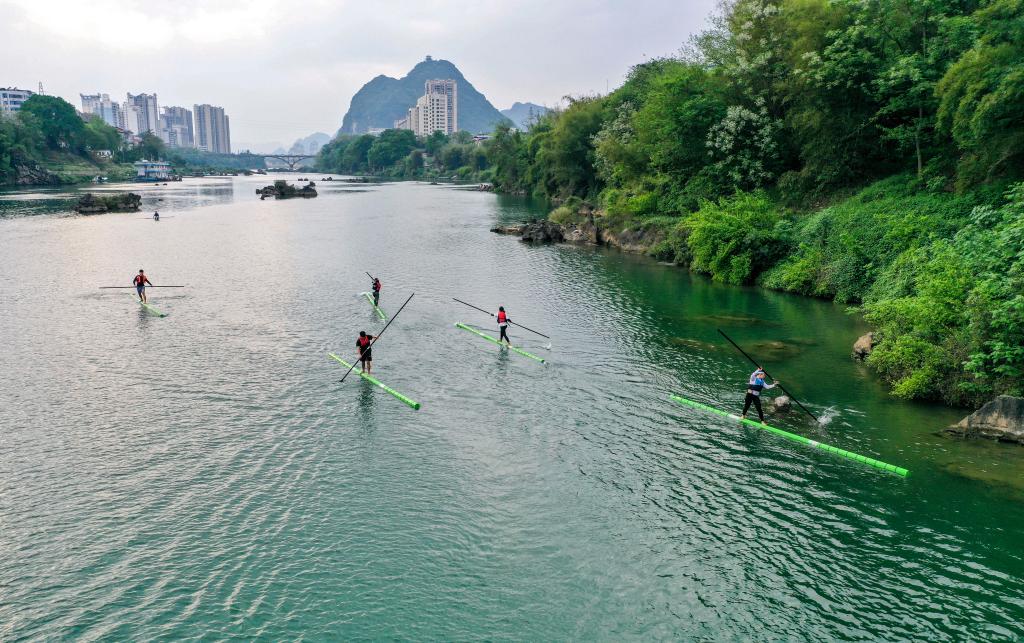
(133, 269, 153, 303)
(356, 331, 376, 374)
(497, 306, 511, 346)
(741, 367, 778, 422)
(371, 276, 382, 306)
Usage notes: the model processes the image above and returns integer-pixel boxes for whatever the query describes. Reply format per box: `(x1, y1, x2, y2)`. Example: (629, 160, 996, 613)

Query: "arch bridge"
(264, 154, 315, 170)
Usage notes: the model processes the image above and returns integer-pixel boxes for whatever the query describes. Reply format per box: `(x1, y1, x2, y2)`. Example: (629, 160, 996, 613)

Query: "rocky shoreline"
(491, 217, 664, 253)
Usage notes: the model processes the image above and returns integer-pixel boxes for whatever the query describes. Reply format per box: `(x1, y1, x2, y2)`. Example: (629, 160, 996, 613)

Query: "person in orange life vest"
(133, 269, 153, 303)
(356, 331, 376, 373)
(497, 306, 512, 346)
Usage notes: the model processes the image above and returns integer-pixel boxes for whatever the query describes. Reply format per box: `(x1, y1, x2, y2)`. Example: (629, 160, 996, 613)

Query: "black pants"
(499, 325, 510, 342)
(742, 393, 764, 421)
(373, 291, 380, 305)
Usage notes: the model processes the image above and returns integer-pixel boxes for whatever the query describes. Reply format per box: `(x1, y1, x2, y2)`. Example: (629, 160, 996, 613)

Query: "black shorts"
(359, 350, 372, 362)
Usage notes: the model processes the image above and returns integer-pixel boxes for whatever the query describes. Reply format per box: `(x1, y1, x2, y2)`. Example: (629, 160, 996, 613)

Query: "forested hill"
(338, 58, 510, 134)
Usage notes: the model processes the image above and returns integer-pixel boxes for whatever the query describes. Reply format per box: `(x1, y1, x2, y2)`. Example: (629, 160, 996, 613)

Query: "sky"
(0, 0, 718, 152)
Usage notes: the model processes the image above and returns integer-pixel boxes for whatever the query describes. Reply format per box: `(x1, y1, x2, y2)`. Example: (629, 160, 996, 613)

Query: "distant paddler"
(356, 331, 377, 374)
(741, 367, 779, 423)
(153, 211, 160, 221)
(133, 269, 153, 303)
(368, 273, 382, 306)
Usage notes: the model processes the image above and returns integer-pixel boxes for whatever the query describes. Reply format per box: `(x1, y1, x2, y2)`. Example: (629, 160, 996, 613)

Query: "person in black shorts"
(356, 331, 376, 373)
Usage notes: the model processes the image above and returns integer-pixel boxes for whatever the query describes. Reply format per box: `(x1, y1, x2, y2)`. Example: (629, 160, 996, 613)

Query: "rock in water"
(519, 220, 564, 243)
(852, 332, 876, 360)
(947, 396, 1024, 444)
(773, 395, 792, 413)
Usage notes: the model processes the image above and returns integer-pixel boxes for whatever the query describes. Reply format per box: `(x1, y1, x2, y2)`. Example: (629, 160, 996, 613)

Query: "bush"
(682, 191, 791, 284)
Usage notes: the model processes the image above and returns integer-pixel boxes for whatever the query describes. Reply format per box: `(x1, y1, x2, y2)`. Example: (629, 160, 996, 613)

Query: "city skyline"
(0, 0, 717, 147)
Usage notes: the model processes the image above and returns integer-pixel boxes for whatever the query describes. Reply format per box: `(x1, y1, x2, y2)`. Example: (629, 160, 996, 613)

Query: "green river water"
(1, 176, 1023, 639)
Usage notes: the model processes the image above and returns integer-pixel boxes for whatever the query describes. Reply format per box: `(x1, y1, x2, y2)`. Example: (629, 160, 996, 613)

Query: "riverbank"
(1, 153, 135, 187)
(493, 174, 1024, 412)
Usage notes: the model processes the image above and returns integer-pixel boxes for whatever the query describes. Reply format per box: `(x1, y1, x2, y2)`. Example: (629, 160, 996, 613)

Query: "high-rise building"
(81, 93, 125, 129)
(123, 105, 143, 136)
(423, 79, 457, 134)
(124, 93, 159, 135)
(159, 106, 194, 148)
(396, 79, 458, 137)
(1, 87, 34, 113)
(193, 104, 231, 153)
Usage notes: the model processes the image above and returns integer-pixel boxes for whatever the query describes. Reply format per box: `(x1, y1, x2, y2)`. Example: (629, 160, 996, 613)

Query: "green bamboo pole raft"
(454, 322, 545, 363)
(328, 353, 420, 409)
(129, 292, 166, 317)
(669, 394, 908, 476)
(364, 292, 386, 321)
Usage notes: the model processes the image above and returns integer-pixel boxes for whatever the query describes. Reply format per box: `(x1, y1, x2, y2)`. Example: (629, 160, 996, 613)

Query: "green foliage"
(81, 116, 120, 153)
(681, 191, 791, 284)
(18, 95, 84, 150)
(367, 129, 416, 170)
(936, 0, 1024, 187)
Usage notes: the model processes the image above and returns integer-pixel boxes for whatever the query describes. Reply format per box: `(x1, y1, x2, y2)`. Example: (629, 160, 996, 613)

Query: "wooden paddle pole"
(452, 298, 550, 339)
(340, 293, 415, 383)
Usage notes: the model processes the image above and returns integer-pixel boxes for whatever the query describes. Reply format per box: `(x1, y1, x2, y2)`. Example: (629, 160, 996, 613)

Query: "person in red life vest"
(356, 331, 376, 373)
(133, 269, 153, 303)
(371, 277, 382, 306)
(497, 306, 511, 346)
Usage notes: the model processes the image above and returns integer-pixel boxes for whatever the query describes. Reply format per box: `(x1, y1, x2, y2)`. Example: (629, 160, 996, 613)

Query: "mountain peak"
(338, 57, 510, 135)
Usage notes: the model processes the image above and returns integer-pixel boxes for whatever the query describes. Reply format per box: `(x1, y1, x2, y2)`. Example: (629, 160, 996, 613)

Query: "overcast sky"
(1, 0, 717, 152)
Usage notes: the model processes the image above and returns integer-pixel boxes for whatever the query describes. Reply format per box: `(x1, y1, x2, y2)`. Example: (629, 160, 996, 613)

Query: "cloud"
(0, 0, 717, 145)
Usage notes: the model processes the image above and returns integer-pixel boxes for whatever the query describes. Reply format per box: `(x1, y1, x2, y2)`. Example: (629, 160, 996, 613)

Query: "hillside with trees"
(318, 0, 1024, 408)
(0, 95, 151, 184)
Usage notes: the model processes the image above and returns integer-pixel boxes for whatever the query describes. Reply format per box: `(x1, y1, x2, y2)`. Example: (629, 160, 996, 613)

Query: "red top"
(133, 274, 149, 286)
(497, 310, 507, 324)
(357, 336, 371, 349)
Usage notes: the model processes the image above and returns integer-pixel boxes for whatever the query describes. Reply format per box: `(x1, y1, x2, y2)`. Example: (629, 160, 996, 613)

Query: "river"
(1, 175, 1022, 639)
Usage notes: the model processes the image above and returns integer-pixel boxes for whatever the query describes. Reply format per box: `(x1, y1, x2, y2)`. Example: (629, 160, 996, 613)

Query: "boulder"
(852, 332, 877, 360)
(773, 395, 792, 413)
(946, 396, 1024, 444)
(519, 220, 564, 243)
(14, 161, 61, 186)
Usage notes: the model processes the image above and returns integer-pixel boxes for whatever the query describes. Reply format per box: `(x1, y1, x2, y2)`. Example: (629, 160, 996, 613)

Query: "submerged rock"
(852, 332, 877, 360)
(773, 395, 792, 412)
(490, 224, 524, 235)
(946, 396, 1024, 445)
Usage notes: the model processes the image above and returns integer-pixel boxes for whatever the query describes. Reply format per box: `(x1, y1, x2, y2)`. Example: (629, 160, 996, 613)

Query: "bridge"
(263, 154, 315, 170)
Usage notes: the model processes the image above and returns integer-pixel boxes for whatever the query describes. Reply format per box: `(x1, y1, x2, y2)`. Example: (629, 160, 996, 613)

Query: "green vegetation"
(316, 129, 488, 180)
(0, 95, 168, 185)
(319, 0, 1024, 407)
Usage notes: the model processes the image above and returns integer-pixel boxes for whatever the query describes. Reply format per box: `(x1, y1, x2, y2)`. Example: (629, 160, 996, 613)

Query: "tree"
(17, 95, 83, 150)
(341, 135, 375, 172)
(138, 132, 165, 160)
(937, 0, 1024, 186)
(366, 128, 416, 170)
(81, 116, 121, 154)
